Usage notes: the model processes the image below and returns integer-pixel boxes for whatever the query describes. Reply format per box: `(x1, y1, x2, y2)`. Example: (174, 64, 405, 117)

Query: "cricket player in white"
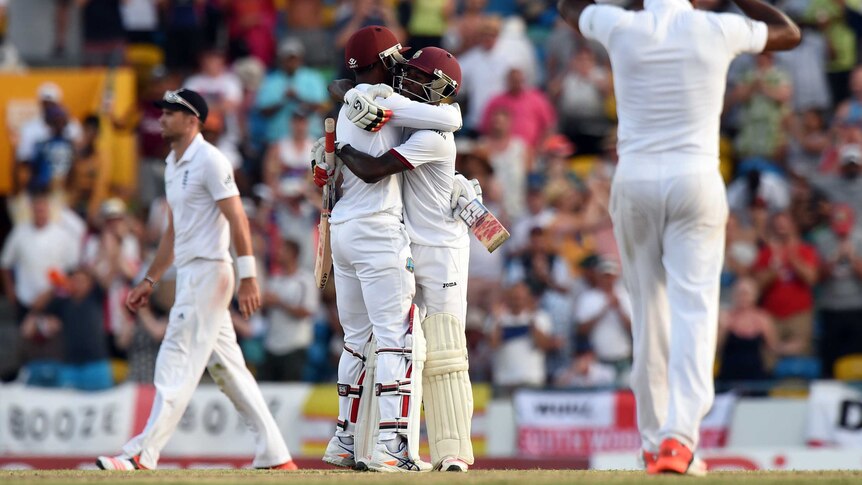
(312, 27, 462, 472)
(558, 0, 801, 475)
(96, 89, 295, 471)
(332, 47, 476, 472)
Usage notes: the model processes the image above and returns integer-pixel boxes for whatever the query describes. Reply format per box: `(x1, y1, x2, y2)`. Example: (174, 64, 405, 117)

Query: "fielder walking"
(558, 0, 800, 475)
(332, 47, 476, 472)
(96, 89, 295, 471)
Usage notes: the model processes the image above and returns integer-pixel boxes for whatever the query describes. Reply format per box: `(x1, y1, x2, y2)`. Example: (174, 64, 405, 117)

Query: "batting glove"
(345, 87, 393, 132)
(450, 172, 482, 217)
(310, 137, 343, 188)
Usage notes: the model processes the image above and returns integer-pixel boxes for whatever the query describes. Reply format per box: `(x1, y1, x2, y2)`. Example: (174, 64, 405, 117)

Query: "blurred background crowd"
(1, 0, 862, 396)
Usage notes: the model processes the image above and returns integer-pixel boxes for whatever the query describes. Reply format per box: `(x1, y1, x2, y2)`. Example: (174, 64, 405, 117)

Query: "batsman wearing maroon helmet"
(312, 27, 463, 473)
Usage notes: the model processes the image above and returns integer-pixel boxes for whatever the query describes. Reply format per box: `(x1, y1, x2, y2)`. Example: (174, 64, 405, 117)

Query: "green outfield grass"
(3, 470, 862, 485)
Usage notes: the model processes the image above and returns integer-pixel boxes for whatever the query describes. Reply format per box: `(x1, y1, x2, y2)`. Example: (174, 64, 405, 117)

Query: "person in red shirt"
(753, 211, 819, 356)
(479, 67, 557, 150)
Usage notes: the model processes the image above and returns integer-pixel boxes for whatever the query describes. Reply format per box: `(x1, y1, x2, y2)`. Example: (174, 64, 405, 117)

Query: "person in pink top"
(479, 67, 557, 150)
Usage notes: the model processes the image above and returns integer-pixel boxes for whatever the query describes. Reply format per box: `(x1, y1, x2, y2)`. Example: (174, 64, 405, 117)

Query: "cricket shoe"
(367, 438, 432, 473)
(322, 436, 356, 469)
(96, 454, 148, 470)
(640, 450, 658, 474)
(257, 460, 298, 470)
(440, 456, 468, 472)
(653, 438, 707, 476)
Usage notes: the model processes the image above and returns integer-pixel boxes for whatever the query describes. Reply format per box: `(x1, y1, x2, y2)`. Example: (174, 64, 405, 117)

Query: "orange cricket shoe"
(654, 438, 706, 476)
(642, 450, 659, 474)
(258, 460, 299, 470)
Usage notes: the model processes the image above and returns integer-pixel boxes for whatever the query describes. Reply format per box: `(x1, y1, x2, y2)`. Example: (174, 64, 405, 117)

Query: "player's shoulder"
(196, 138, 233, 169)
(408, 128, 456, 153)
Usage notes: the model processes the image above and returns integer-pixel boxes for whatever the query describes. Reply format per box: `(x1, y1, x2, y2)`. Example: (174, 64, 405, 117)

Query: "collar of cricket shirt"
(168, 133, 205, 167)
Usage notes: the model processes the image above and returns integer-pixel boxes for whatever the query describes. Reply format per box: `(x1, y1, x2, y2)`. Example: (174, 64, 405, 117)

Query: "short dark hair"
(283, 239, 301, 257)
(84, 114, 100, 130)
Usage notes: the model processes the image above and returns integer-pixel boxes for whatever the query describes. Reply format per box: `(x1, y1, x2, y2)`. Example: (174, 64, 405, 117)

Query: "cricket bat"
(314, 118, 336, 289)
(458, 199, 510, 253)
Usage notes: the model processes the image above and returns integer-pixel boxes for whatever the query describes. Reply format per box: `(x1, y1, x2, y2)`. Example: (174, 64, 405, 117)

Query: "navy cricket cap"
(153, 89, 209, 123)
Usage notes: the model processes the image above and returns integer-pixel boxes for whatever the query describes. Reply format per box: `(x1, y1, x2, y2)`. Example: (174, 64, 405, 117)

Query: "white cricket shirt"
(580, 0, 768, 164)
(165, 134, 240, 267)
(330, 84, 463, 224)
(390, 129, 469, 248)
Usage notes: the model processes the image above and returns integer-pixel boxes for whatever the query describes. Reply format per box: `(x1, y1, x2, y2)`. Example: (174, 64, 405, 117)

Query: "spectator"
(256, 38, 327, 144)
(549, 47, 612, 155)
(753, 211, 819, 357)
(264, 110, 315, 196)
(717, 277, 780, 381)
(259, 239, 319, 381)
(334, 0, 406, 78)
(480, 67, 556, 151)
(487, 282, 558, 394)
(834, 66, 862, 126)
(80, 0, 126, 66)
(161, 0, 212, 72)
(27, 105, 76, 193)
(116, 303, 168, 384)
(508, 226, 570, 298)
(66, 115, 109, 222)
(554, 341, 617, 388)
(1, 190, 80, 320)
(82, 199, 140, 337)
(405, 0, 454, 50)
(15, 83, 82, 168)
(727, 169, 791, 215)
(812, 143, 862, 219)
(774, 23, 831, 112)
(721, 212, 759, 305)
(785, 109, 829, 177)
(458, 16, 522, 132)
(441, 0, 487, 55)
(183, 50, 244, 144)
(509, 186, 555, 256)
(224, 0, 277, 65)
(574, 258, 631, 380)
(22, 266, 112, 390)
(728, 52, 793, 166)
(481, 108, 529, 219)
(803, 0, 855, 104)
(120, 0, 159, 45)
(812, 204, 862, 377)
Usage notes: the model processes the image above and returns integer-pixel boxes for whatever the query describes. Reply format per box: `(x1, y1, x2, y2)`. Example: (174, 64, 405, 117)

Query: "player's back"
(330, 84, 405, 224)
(581, 0, 767, 160)
(398, 129, 469, 248)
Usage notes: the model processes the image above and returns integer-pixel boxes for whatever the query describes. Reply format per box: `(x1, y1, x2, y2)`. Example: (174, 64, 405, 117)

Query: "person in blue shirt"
(255, 38, 327, 143)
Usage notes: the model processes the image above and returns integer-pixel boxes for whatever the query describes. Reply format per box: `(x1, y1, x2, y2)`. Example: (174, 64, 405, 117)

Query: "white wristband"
(237, 255, 257, 280)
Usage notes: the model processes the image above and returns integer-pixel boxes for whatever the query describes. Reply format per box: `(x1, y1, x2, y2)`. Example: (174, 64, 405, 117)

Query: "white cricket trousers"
(609, 157, 728, 452)
(331, 214, 415, 440)
(122, 259, 291, 469)
(412, 244, 469, 323)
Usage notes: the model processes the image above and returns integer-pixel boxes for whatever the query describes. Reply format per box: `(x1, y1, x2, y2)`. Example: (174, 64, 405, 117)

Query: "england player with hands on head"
(322, 47, 477, 473)
(312, 26, 463, 473)
(557, 0, 800, 476)
(96, 89, 296, 472)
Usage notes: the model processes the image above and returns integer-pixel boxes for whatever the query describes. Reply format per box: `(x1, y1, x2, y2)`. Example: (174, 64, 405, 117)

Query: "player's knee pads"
(422, 312, 475, 467)
(337, 341, 375, 435)
(373, 304, 426, 462)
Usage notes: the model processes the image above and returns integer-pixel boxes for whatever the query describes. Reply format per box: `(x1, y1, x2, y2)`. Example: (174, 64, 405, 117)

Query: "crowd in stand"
(1, 0, 862, 394)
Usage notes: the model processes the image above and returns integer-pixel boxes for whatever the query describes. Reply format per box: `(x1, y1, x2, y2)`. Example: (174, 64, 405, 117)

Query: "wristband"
(237, 255, 257, 280)
(144, 275, 158, 289)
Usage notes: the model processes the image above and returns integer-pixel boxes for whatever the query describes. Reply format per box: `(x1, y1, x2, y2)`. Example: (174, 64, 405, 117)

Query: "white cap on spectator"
(100, 198, 126, 219)
(598, 258, 620, 275)
(279, 178, 304, 198)
(38, 82, 62, 103)
(840, 144, 862, 165)
(278, 38, 305, 58)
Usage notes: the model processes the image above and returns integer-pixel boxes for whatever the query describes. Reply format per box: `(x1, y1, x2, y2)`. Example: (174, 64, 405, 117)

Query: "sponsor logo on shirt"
(224, 173, 234, 187)
(405, 257, 415, 273)
(443, 281, 457, 289)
